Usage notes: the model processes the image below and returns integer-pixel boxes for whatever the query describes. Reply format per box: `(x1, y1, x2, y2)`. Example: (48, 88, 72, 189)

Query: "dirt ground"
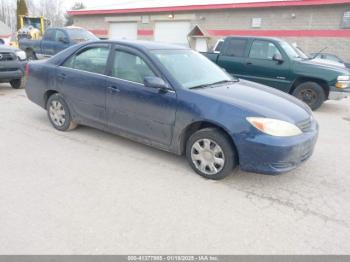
(1, 83, 350, 254)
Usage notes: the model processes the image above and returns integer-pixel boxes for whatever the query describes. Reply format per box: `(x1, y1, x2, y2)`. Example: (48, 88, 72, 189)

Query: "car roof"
(224, 35, 283, 42)
(88, 40, 190, 51)
(47, 27, 88, 31)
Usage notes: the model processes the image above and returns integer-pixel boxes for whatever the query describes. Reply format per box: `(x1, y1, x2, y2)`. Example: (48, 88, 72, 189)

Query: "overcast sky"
(62, 0, 280, 10)
(63, 0, 142, 9)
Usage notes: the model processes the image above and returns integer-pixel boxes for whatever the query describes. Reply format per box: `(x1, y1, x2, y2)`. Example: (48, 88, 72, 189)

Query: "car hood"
(194, 79, 312, 124)
(311, 58, 346, 68)
(295, 58, 350, 74)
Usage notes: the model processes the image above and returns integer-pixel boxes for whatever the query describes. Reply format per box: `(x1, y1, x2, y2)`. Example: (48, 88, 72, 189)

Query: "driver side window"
(249, 40, 282, 60)
(55, 30, 66, 42)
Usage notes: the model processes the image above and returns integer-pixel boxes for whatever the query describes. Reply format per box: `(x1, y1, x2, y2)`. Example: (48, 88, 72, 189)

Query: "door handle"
(108, 86, 120, 94)
(246, 61, 253, 66)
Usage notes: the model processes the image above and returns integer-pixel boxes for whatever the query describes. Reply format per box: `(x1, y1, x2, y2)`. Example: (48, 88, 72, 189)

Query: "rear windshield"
(66, 29, 98, 43)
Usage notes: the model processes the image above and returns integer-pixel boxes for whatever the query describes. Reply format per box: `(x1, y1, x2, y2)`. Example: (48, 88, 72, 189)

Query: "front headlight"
(336, 75, 350, 89)
(247, 117, 302, 137)
(15, 50, 26, 61)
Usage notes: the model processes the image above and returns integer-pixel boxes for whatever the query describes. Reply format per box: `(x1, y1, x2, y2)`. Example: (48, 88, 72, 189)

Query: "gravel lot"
(1, 83, 350, 254)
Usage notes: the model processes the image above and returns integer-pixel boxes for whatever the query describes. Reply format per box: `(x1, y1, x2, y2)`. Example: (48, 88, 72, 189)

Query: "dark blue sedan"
(25, 40, 318, 180)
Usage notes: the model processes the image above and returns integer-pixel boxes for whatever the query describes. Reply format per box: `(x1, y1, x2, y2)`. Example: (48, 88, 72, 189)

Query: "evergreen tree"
(65, 2, 85, 26)
(16, 0, 29, 30)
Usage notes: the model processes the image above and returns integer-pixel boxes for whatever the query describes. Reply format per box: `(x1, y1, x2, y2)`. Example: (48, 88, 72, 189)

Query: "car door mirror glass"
(144, 76, 168, 90)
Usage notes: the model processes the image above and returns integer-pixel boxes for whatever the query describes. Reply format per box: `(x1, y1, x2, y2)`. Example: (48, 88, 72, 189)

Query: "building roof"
(68, 0, 350, 16)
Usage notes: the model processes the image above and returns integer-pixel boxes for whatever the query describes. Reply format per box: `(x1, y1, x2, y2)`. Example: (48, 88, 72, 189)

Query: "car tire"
(46, 93, 77, 131)
(292, 82, 325, 111)
(186, 127, 238, 180)
(26, 49, 37, 60)
(10, 78, 25, 89)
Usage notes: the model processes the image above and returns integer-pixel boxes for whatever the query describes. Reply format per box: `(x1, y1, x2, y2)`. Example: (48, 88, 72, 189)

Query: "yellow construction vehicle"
(10, 16, 50, 48)
(17, 16, 50, 40)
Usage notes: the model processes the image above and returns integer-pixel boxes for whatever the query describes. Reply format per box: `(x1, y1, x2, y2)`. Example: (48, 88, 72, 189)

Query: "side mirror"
(272, 53, 284, 64)
(144, 76, 168, 90)
(58, 37, 69, 44)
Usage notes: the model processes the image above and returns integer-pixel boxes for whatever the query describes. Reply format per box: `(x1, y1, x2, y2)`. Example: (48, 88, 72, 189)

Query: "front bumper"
(329, 86, 350, 100)
(0, 60, 25, 82)
(236, 120, 319, 175)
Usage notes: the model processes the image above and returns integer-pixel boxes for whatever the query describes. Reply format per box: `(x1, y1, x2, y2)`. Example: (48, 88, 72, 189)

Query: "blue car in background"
(19, 27, 99, 60)
(25, 40, 319, 180)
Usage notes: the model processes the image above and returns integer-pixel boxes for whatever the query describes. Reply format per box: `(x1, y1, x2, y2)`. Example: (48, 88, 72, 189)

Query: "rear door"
(106, 46, 177, 146)
(216, 38, 249, 77)
(56, 44, 111, 128)
(244, 39, 291, 91)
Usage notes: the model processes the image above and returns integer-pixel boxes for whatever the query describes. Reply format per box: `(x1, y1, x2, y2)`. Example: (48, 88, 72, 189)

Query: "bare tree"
(0, 0, 16, 31)
(0, 0, 66, 31)
(30, 0, 65, 27)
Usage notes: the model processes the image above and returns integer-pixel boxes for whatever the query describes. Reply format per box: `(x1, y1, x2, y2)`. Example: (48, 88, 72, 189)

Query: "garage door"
(154, 21, 191, 46)
(109, 22, 137, 40)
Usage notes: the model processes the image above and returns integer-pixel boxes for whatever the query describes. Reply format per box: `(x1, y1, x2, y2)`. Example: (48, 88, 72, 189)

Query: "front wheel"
(186, 128, 238, 180)
(292, 82, 325, 111)
(10, 78, 25, 89)
(47, 93, 77, 131)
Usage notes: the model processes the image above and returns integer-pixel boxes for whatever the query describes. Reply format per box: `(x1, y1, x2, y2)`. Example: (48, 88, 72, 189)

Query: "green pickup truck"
(203, 36, 350, 110)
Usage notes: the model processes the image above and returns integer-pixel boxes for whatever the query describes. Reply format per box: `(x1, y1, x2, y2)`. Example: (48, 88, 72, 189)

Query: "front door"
(56, 44, 111, 128)
(244, 40, 292, 92)
(106, 46, 177, 146)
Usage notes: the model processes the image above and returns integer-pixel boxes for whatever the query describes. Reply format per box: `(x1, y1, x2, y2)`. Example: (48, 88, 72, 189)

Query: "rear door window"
(111, 50, 155, 84)
(221, 39, 248, 57)
(214, 40, 224, 53)
(62, 46, 110, 75)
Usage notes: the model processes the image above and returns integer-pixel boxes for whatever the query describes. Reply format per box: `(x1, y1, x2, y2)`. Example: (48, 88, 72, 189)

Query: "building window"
(251, 18, 262, 28)
(341, 11, 350, 29)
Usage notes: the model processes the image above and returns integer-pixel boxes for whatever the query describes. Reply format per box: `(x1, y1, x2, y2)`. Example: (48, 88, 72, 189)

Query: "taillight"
(25, 63, 30, 78)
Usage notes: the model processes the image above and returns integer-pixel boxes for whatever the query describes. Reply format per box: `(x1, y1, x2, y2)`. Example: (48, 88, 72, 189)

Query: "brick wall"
(73, 4, 350, 60)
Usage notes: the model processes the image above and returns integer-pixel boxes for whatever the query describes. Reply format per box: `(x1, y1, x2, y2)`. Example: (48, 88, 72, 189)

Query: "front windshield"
(279, 41, 308, 59)
(152, 49, 233, 89)
(66, 29, 99, 42)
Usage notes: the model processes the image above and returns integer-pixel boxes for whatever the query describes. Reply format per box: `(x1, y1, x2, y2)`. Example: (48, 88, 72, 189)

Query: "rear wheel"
(292, 82, 325, 111)
(47, 93, 77, 131)
(26, 49, 37, 60)
(186, 128, 237, 180)
(10, 78, 25, 89)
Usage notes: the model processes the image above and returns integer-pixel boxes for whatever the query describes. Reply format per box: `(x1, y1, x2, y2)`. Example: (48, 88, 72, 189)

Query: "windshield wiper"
(209, 79, 239, 85)
(188, 85, 206, 89)
(189, 79, 238, 90)
(307, 47, 328, 60)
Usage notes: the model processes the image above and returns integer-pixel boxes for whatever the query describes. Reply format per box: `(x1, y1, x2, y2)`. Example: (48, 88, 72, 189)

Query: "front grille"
(0, 52, 15, 61)
(0, 68, 18, 72)
(297, 117, 312, 132)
